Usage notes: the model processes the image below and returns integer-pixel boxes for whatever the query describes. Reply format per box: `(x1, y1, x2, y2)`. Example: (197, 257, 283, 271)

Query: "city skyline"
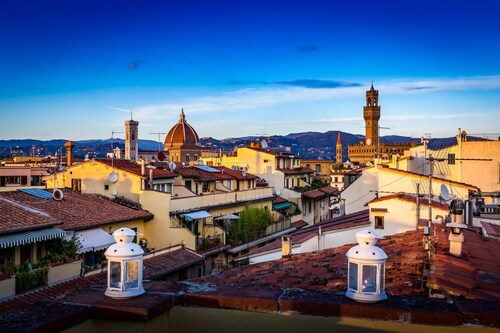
(1, 0, 500, 141)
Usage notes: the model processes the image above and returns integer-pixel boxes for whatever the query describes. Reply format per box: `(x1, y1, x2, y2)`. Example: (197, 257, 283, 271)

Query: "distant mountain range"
(0, 132, 462, 160)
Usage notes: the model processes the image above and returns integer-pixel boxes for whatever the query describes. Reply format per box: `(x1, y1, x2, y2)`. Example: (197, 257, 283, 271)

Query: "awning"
(181, 210, 212, 221)
(215, 214, 240, 221)
(0, 227, 65, 249)
(68, 228, 116, 254)
(272, 202, 292, 211)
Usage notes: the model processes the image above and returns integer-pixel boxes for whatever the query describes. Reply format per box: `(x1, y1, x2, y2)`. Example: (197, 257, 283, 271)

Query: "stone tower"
(336, 131, 343, 164)
(125, 117, 139, 161)
(363, 84, 380, 146)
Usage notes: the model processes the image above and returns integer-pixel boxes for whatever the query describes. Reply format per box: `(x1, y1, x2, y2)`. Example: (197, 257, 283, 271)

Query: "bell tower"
(336, 131, 343, 164)
(125, 115, 139, 161)
(363, 84, 380, 146)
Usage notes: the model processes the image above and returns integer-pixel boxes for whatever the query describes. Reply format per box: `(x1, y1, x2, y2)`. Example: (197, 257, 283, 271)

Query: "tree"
(228, 206, 271, 244)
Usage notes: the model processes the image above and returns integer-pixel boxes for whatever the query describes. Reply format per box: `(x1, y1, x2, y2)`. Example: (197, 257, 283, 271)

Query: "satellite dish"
(182, 162, 186, 166)
(53, 188, 64, 201)
(440, 184, 450, 201)
(275, 189, 281, 196)
(108, 172, 119, 183)
(199, 159, 205, 166)
(171, 162, 176, 170)
(261, 140, 268, 149)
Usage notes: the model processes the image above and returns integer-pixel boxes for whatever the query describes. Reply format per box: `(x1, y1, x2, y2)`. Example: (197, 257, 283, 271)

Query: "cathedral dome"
(164, 110, 200, 148)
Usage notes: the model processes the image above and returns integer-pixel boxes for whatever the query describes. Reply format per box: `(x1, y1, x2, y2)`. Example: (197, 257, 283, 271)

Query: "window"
(448, 153, 455, 165)
(202, 181, 210, 192)
(185, 154, 190, 162)
(374, 216, 384, 229)
(291, 178, 294, 187)
(72, 179, 82, 192)
(308, 201, 312, 213)
(185, 180, 192, 191)
(315, 164, 321, 172)
(194, 154, 198, 161)
(263, 159, 269, 163)
(247, 179, 251, 189)
(104, 184, 109, 191)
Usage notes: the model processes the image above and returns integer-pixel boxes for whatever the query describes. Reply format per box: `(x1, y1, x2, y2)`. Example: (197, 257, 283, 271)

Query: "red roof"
(164, 111, 200, 147)
(212, 166, 258, 180)
(427, 226, 500, 299)
(319, 185, 339, 195)
(245, 210, 370, 257)
(0, 195, 61, 234)
(0, 190, 153, 231)
(278, 167, 314, 175)
(209, 228, 426, 296)
(94, 159, 177, 179)
(272, 196, 288, 204)
(291, 220, 309, 229)
(302, 189, 326, 199)
(367, 193, 450, 211)
(143, 248, 203, 279)
(481, 221, 500, 237)
(174, 166, 234, 181)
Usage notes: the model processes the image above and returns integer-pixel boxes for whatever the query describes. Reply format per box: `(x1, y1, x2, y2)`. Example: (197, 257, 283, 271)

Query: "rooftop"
(95, 158, 177, 180)
(367, 192, 450, 211)
(1, 225, 499, 330)
(0, 189, 153, 231)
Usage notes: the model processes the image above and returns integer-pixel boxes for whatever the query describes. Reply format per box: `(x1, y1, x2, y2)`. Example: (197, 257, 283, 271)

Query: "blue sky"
(1, 0, 499, 141)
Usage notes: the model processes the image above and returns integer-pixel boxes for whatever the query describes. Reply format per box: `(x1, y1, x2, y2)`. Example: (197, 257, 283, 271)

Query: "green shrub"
(15, 267, 49, 294)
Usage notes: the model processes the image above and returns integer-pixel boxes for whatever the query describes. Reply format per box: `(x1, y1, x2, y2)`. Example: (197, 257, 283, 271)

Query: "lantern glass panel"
(110, 261, 121, 289)
(125, 261, 139, 289)
(362, 265, 377, 293)
(348, 262, 358, 291)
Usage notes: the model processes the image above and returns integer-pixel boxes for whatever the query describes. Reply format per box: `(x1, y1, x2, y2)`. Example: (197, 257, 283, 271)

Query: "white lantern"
(346, 230, 387, 302)
(105, 227, 145, 299)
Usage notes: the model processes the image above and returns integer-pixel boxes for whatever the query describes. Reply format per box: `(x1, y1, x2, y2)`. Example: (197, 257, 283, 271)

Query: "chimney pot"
(282, 235, 292, 258)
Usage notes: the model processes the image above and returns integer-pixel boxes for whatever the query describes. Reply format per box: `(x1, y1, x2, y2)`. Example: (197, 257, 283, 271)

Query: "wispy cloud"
(128, 60, 145, 70)
(273, 79, 361, 89)
(298, 44, 318, 53)
(227, 78, 361, 89)
(128, 75, 500, 136)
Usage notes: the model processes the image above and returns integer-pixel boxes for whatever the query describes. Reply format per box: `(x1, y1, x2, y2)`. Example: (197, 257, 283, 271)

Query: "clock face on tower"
(366, 138, 372, 145)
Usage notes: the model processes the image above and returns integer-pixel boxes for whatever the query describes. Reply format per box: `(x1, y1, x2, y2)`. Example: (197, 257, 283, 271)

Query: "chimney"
(445, 222, 467, 256)
(64, 141, 75, 167)
(282, 235, 292, 258)
(141, 159, 145, 175)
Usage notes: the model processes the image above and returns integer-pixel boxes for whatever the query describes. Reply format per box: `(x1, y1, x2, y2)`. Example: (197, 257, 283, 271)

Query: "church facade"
(348, 85, 416, 163)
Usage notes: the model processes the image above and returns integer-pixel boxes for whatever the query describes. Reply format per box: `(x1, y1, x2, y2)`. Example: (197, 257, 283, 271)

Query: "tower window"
(131, 134, 135, 140)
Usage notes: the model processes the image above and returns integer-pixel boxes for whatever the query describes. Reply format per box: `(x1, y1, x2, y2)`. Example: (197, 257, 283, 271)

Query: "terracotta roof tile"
(428, 226, 500, 299)
(174, 166, 234, 181)
(207, 227, 426, 296)
(0, 190, 153, 231)
(319, 185, 339, 195)
(245, 210, 370, 257)
(212, 166, 258, 180)
(0, 195, 62, 234)
(278, 167, 315, 175)
(94, 158, 177, 179)
(143, 248, 203, 279)
(291, 220, 308, 229)
(302, 189, 326, 199)
(481, 221, 500, 237)
(272, 196, 288, 204)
